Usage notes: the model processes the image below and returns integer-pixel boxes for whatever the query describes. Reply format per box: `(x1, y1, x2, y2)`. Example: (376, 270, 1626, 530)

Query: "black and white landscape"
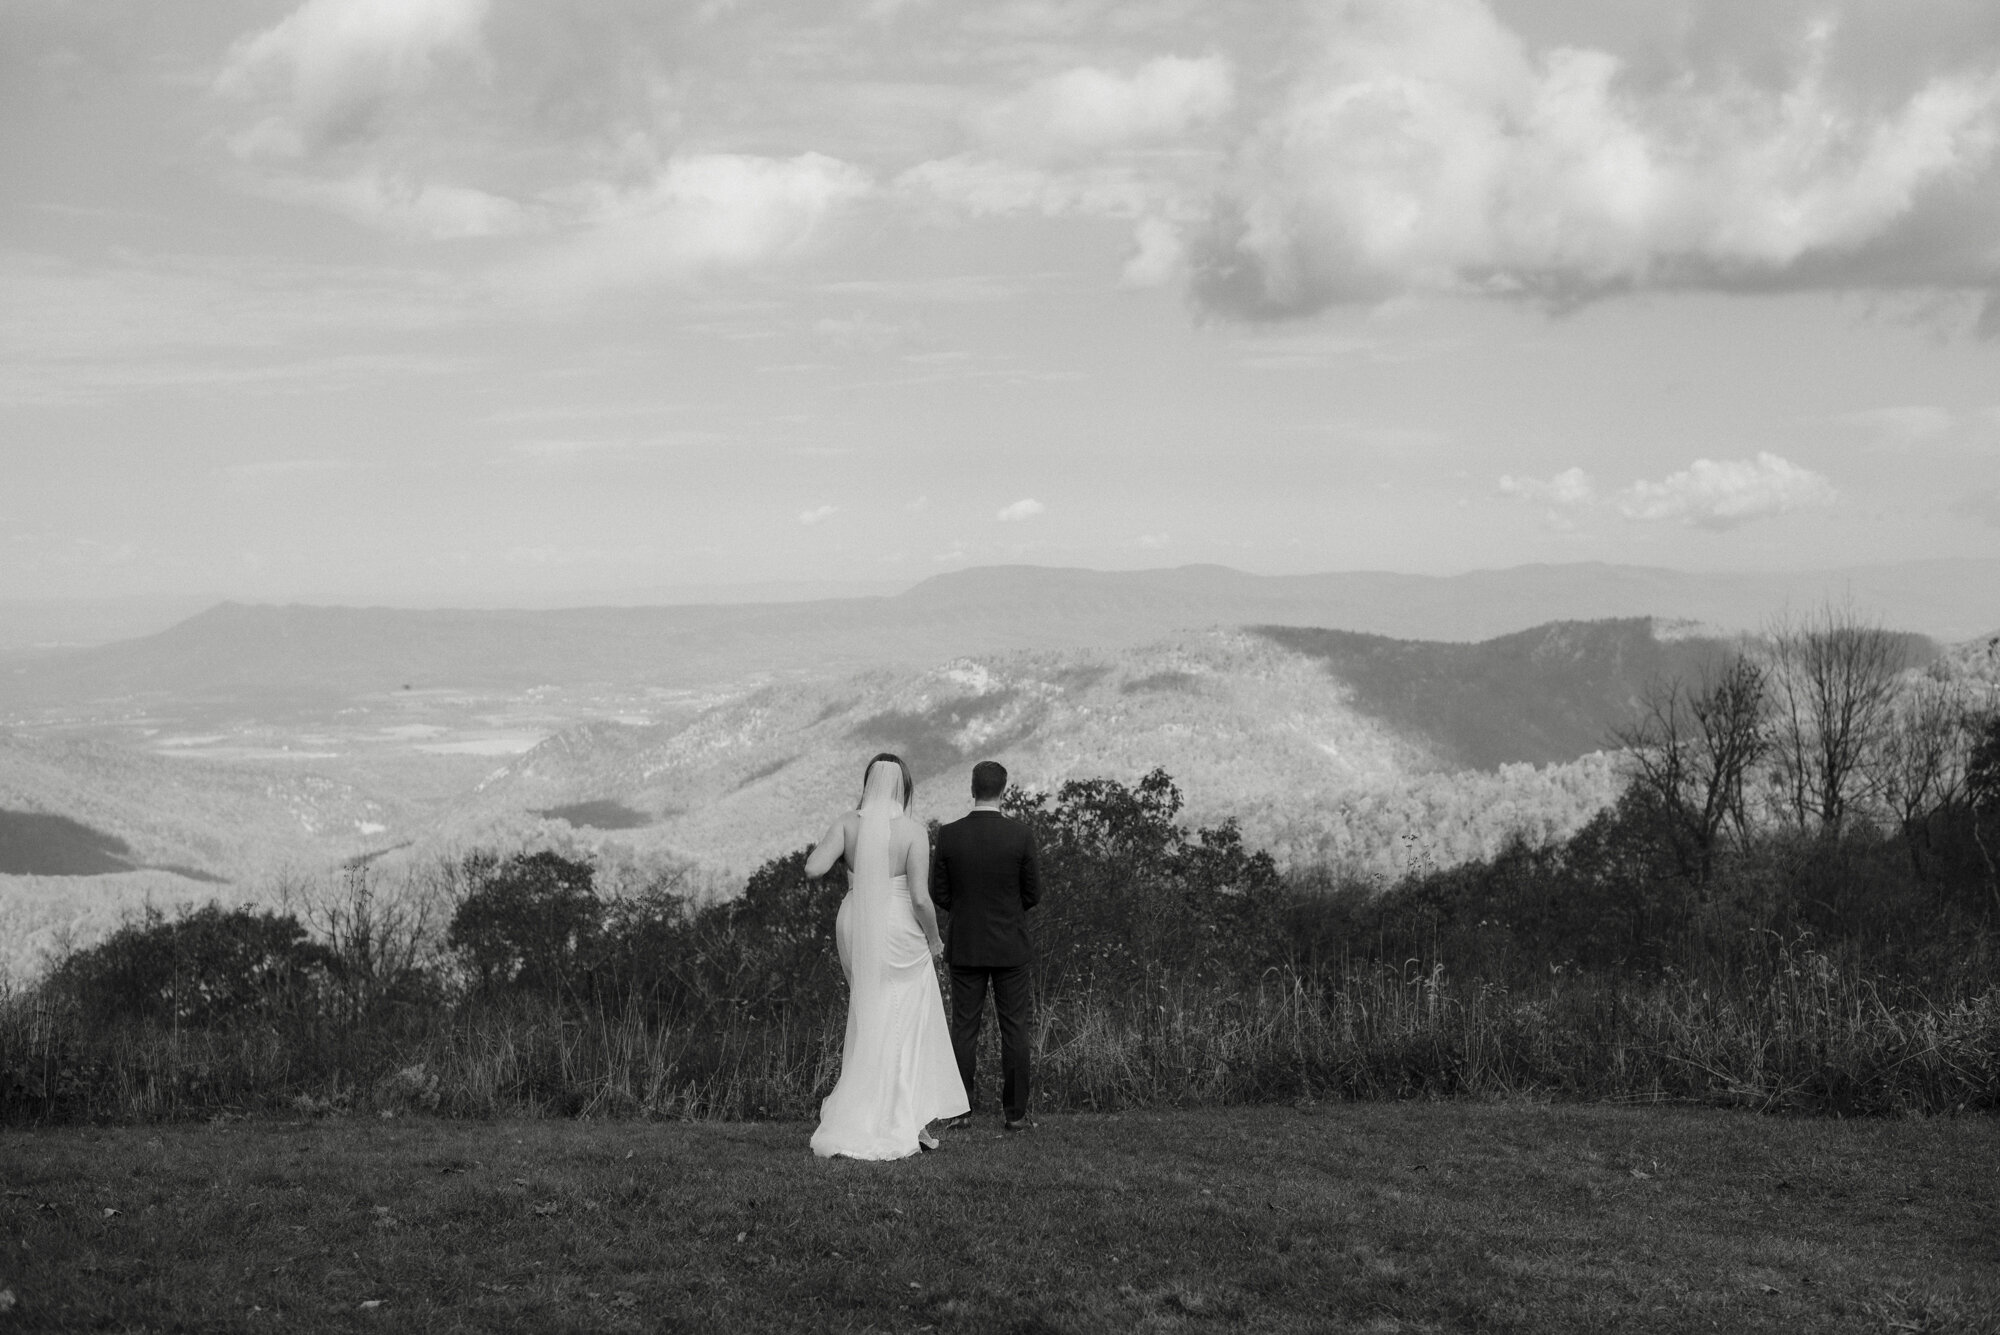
(10, 5, 2000, 1326)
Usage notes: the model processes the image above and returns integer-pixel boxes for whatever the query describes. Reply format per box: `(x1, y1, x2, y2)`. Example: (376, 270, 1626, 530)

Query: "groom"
(931, 759, 1042, 1131)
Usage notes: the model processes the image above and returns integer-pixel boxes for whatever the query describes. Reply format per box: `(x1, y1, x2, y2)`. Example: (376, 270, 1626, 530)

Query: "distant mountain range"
(2, 559, 1993, 718)
(0, 595, 219, 653)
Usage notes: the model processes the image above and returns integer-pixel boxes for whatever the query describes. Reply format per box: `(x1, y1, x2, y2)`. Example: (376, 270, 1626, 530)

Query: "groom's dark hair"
(970, 760, 1007, 802)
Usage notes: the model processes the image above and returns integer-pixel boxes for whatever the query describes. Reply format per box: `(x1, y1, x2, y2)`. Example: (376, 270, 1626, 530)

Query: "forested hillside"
(443, 625, 1675, 878)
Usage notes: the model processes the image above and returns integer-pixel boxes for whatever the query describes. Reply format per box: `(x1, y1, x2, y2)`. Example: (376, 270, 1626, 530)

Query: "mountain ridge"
(4, 560, 1993, 719)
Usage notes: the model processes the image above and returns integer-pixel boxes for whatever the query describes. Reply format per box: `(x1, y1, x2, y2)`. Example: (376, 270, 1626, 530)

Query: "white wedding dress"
(810, 762, 969, 1159)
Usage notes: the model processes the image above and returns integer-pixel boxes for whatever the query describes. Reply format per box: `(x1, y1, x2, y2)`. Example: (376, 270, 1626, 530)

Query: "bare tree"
(281, 855, 459, 1016)
(1763, 603, 1914, 837)
(1968, 711, 2000, 915)
(1877, 667, 1979, 881)
(1616, 652, 1767, 882)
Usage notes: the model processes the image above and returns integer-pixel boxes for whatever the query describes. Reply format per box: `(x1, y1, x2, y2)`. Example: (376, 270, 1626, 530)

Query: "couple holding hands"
(804, 755, 1040, 1160)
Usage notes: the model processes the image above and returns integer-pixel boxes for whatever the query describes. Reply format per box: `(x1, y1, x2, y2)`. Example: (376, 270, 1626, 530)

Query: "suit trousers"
(948, 962, 1032, 1122)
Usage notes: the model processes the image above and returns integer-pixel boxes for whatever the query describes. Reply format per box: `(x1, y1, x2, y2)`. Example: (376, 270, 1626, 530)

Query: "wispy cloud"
(894, 52, 1231, 234)
(1499, 467, 1596, 505)
(1830, 404, 2000, 458)
(1838, 405, 1958, 447)
(0, 251, 465, 365)
(816, 310, 921, 355)
(996, 498, 1045, 521)
(977, 55, 1234, 159)
(258, 168, 534, 239)
(502, 153, 874, 299)
(1498, 467, 1596, 531)
(216, 0, 492, 157)
(799, 505, 838, 526)
(505, 432, 716, 461)
(215, 458, 359, 482)
(893, 155, 1154, 221)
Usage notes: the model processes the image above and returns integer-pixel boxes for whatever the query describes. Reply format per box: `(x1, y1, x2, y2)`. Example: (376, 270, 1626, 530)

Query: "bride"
(805, 753, 969, 1159)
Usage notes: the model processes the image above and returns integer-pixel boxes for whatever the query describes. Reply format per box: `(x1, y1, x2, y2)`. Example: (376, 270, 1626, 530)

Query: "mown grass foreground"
(3, 1104, 1994, 1334)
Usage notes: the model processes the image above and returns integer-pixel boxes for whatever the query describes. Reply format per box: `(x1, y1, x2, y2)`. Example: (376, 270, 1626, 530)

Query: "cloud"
(509, 440, 614, 461)
(798, 505, 838, 526)
(1498, 466, 1596, 529)
(893, 155, 1153, 220)
(815, 310, 918, 355)
(1836, 404, 1963, 454)
(898, 55, 1232, 230)
(505, 153, 874, 297)
(1499, 467, 1596, 507)
(978, 55, 1234, 159)
(1188, 0, 2000, 318)
(215, 458, 358, 481)
(1501, 456, 1836, 529)
(862, 0, 931, 19)
(216, 0, 491, 156)
(260, 169, 533, 239)
(0, 250, 473, 405)
(1122, 216, 1186, 287)
(1616, 452, 1837, 528)
(216, 0, 875, 281)
(996, 498, 1045, 522)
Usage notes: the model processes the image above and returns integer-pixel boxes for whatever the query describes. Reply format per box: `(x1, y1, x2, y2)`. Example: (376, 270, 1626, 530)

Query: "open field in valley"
(2, 1102, 1995, 1334)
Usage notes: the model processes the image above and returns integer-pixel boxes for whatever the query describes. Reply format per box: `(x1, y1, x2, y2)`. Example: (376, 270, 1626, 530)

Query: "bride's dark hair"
(860, 752, 915, 810)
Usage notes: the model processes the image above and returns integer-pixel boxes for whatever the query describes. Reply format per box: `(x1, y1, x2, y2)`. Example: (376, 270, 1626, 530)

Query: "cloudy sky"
(5, 0, 2000, 604)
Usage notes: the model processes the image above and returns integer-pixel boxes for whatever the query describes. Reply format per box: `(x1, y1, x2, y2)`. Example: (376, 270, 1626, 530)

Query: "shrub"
(447, 851, 601, 999)
(1003, 768, 1282, 994)
(44, 904, 335, 1027)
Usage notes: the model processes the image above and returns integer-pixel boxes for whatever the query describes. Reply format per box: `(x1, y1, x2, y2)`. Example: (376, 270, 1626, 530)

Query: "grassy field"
(2, 1103, 1994, 1334)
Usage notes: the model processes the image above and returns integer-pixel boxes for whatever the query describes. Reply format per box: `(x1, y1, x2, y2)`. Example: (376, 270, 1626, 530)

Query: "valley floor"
(2, 1102, 1994, 1334)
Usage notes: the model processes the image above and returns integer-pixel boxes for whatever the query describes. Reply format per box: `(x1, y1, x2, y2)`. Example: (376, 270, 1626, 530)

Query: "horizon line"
(7, 553, 2000, 614)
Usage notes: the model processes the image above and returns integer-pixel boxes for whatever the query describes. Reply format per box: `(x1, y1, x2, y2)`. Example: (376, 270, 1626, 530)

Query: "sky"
(4, 0, 2000, 605)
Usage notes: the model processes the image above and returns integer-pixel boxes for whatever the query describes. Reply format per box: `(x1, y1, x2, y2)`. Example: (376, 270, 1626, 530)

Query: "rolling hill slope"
(1259, 619, 1754, 768)
(0, 731, 399, 882)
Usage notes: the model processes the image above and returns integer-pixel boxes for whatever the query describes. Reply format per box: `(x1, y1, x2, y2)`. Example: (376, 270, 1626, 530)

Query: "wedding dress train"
(810, 764, 968, 1160)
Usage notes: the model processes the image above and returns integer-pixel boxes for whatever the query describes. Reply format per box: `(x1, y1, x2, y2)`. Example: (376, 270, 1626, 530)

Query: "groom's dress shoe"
(1003, 1117, 1036, 1133)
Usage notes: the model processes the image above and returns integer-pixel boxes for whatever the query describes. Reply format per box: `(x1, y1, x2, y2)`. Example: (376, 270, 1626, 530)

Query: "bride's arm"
(903, 824, 945, 958)
(804, 815, 851, 879)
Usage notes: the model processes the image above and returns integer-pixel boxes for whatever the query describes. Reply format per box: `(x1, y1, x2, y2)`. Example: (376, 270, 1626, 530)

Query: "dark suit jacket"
(931, 809, 1041, 969)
